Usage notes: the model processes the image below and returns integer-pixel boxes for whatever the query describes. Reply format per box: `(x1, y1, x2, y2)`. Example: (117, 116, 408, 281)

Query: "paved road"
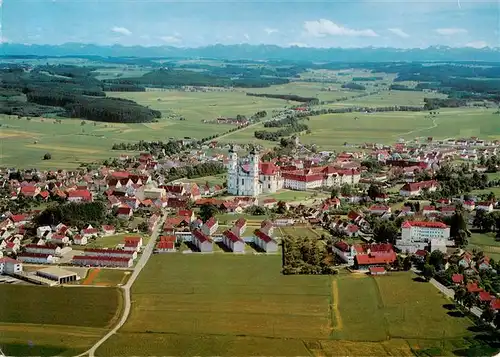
(430, 278, 483, 318)
(76, 213, 166, 357)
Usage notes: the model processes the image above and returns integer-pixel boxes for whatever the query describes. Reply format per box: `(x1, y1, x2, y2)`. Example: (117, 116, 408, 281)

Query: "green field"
(262, 189, 328, 203)
(81, 233, 149, 249)
(468, 232, 500, 261)
(0, 285, 121, 356)
(107, 90, 291, 123)
(97, 255, 483, 356)
(221, 107, 500, 150)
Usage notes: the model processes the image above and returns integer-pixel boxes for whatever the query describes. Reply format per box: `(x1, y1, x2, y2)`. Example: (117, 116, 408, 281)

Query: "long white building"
(396, 221, 453, 253)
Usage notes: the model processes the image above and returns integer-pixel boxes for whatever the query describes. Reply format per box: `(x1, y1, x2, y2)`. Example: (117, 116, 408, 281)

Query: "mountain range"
(1, 43, 499, 62)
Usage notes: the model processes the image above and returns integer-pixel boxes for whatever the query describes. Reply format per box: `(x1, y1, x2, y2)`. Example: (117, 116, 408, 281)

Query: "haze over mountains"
(2, 43, 499, 62)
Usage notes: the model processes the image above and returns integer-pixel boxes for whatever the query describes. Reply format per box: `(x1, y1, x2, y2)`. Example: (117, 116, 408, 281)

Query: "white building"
(0, 257, 23, 275)
(254, 229, 278, 253)
(17, 252, 57, 264)
(192, 229, 213, 253)
(227, 148, 283, 197)
(83, 248, 137, 260)
(201, 217, 219, 237)
(396, 221, 452, 253)
(331, 241, 357, 266)
(72, 255, 133, 268)
(476, 202, 494, 212)
(36, 226, 52, 238)
(222, 230, 245, 253)
(25, 243, 61, 256)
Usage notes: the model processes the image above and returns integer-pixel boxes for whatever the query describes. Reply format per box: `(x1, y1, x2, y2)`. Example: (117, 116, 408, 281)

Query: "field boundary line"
(331, 278, 343, 331)
(82, 268, 101, 285)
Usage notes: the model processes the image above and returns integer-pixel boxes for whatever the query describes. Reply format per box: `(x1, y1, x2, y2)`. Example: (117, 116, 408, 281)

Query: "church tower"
(227, 146, 238, 195)
(249, 147, 261, 196)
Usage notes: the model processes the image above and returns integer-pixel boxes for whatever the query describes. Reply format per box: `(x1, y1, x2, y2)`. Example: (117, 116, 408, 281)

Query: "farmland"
(97, 255, 482, 356)
(221, 107, 500, 151)
(0, 285, 122, 356)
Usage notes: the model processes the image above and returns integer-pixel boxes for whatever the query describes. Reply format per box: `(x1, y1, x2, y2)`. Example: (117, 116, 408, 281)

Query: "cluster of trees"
(0, 65, 161, 123)
(105, 68, 290, 89)
(341, 82, 366, 90)
(473, 210, 500, 234)
(246, 92, 319, 104)
(423, 97, 467, 110)
(164, 162, 226, 183)
(352, 77, 383, 82)
(389, 84, 419, 91)
(111, 140, 182, 156)
(282, 235, 338, 275)
(35, 201, 108, 228)
(254, 122, 309, 141)
(264, 116, 306, 128)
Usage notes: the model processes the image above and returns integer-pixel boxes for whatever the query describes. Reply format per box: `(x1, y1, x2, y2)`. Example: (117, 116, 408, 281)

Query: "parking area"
(0, 276, 27, 285)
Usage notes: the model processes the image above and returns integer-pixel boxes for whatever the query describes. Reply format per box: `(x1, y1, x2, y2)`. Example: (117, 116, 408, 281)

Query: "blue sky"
(1, 0, 499, 48)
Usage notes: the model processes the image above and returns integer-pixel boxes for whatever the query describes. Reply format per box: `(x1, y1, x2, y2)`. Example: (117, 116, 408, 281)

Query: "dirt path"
(331, 278, 343, 331)
(394, 117, 438, 138)
(82, 268, 101, 285)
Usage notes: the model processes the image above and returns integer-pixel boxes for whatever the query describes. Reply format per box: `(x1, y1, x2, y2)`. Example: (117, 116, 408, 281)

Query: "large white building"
(0, 257, 23, 275)
(227, 148, 360, 197)
(227, 148, 283, 197)
(396, 221, 453, 253)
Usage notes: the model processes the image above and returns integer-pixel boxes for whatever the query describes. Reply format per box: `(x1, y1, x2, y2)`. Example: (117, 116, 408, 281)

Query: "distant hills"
(1, 43, 499, 62)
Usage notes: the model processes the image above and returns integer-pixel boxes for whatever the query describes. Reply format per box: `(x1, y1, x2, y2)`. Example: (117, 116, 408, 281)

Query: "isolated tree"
(481, 306, 495, 325)
(43, 152, 52, 160)
(330, 187, 340, 199)
(455, 229, 469, 248)
(403, 255, 412, 271)
(429, 250, 445, 271)
(422, 264, 436, 281)
(367, 184, 382, 200)
(199, 203, 218, 222)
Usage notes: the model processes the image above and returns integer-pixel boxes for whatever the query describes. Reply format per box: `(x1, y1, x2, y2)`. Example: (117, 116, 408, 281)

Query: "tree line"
(165, 162, 226, 183)
(246, 92, 319, 104)
(111, 140, 183, 156)
(281, 235, 338, 275)
(35, 201, 108, 229)
(254, 123, 309, 141)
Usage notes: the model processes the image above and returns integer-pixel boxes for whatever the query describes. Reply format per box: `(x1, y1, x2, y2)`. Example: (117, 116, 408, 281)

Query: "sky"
(1, 0, 499, 48)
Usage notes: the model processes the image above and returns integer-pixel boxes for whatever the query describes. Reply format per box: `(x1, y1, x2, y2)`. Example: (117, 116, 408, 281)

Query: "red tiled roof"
(491, 299, 500, 310)
(67, 189, 92, 199)
(84, 248, 135, 255)
(466, 282, 483, 293)
(223, 230, 243, 243)
(479, 291, 493, 302)
(124, 241, 139, 247)
(82, 228, 99, 234)
(18, 252, 52, 258)
(159, 235, 176, 243)
(254, 229, 273, 243)
(204, 217, 217, 228)
(369, 267, 386, 274)
(117, 206, 132, 215)
(401, 180, 438, 192)
(452, 274, 464, 283)
(192, 229, 210, 243)
(102, 225, 115, 231)
(124, 236, 141, 242)
(356, 251, 396, 265)
(0, 257, 21, 264)
(73, 255, 131, 262)
(334, 241, 350, 252)
(234, 218, 246, 228)
(402, 221, 448, 229)
(157, 241, 174, 250)
(10, 214, 28, 223)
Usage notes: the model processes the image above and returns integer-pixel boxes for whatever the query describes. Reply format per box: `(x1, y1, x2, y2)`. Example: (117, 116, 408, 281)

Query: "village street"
(76, 212, 167, 357)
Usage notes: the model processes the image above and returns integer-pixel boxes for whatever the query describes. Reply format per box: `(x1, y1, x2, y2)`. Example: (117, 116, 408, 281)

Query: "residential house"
(156, 236, 176, 253)
(102, 225, 116, 236)
(84, 248, 137, 260)
(452, 274, 464, 285)
(253, 229, 278, 253)
(0, 257, 23, 275)
(81, 227, 99, 239)
(36, 226, 52, 238)
(231, 218, 247, 237)
(10, 214, 30, 227)
(368, 205, 391, 215)
(117, 206, 133, 220)
(17, 252, 57, 264)
(72, 255, 133, 268)
(369, 266, 387, 275)
(463, 200, 476, 211)
(422, 205, 439, 216)
(354, 243, 396, 270)
(476, 202, 494, 212)
(192, 229, 213, 253)
(49, 234, 70, 245)
(124, 236, 143, 252)
(396, 221, 452, 253)
(222, 230, 246, 253)
(332, 241, 357, 266)
(67, 189, 93, 202)
(201, 217, 218, 237)
(439, 206, 456, 217)
(399, 180, 438, 197)
(25, 243, 61, 256)
(73, 234, 88, 245)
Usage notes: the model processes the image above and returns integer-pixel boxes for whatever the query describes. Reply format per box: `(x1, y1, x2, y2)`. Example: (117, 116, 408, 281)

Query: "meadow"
(221, 107, 500, 151)
(468, 232, 500, 261)
(97, 255, 482, 356)
(0, 285, 122, 356)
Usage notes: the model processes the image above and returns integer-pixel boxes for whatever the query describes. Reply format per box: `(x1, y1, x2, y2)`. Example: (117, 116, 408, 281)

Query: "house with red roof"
(368, 205, 391, 215)
(222, 230, 245, 253)
(19, 185, 40, 198)
(17, 252, 57, 264)
(73, 234, 88, 245)
(422, 206, 439, 216)
(192, 229, 213, 253)
(10, 214, 30, 227)
(253, 229, 278, 253)
(458, 252, 474, 268)
(452, 274, 464, 284)
(439, 206, 456, 216)
(463, 200, 475, 211)
(201, 217, 218, 237)
(49, 234, 70, 245)
(156, 238, 176, 253)
(476, 202, 494, 212)
(0, 257, 23, 275)
(354, 243, 396, 270)
(397, 221, 452, 253)
(67, 189, 93, 202)
(369, 266, 387, 275)
(117, 205, 133, 220)
(231, 218, 247, 237)
(478, 291, 493, 303)
(72, 255, 133, 268)
(332, 241, 357, 265)
(102, 225, 116, 236)
(124, 236, 143, 252)
(491, 299, 500, 311)
(81, 227, 99, 239)
(466, 282, 483, 293)
(399, 180, 438, 197)
(178, 210, 195, 223)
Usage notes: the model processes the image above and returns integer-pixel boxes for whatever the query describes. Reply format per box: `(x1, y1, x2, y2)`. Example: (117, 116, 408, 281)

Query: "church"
(226, 147, 284, 197)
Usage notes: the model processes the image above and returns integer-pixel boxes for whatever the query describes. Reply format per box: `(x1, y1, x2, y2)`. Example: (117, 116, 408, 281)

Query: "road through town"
(75, 213, 166, 357)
